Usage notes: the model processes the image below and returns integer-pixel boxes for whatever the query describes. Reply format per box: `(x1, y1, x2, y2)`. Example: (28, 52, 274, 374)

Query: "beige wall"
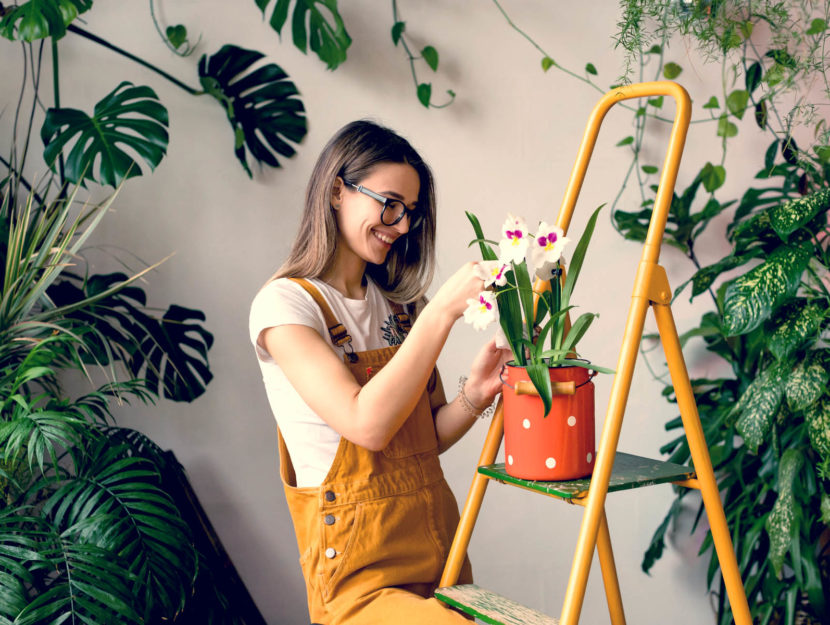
(2, 1, 771, 622)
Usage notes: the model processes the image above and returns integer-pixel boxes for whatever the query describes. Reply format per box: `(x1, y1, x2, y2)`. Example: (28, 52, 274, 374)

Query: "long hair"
(271, 120, 436, 303)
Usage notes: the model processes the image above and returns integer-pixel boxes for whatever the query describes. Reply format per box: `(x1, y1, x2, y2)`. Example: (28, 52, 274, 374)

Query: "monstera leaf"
(41, 81, 169, 187)
(255, 0, 351, 69)
(47, 273, 213, 402)
(0, 0, 92, 41)
(198, 44, 307, 177)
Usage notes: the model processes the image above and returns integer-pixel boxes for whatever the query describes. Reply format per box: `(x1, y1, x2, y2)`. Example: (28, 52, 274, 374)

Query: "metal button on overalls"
(277, 279, 472, 624)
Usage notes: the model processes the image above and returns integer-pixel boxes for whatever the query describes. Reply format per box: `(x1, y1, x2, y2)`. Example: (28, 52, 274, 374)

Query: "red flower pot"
(502, 363, 595, 481)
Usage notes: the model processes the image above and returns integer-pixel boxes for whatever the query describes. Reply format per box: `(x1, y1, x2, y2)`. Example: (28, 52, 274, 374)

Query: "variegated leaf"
(765, 449, 803, 576)
(769, 188, 830, 239)
(805, 397, 830, 460)
(688, 252, 758, 299)
(822, 492, 830, 525)
(785, 352, 828, 412)
(735, 362, 788, 453)
(722, 244, 811, 336)
(730, 211, 778, 253)
(766, 299, 824, 360)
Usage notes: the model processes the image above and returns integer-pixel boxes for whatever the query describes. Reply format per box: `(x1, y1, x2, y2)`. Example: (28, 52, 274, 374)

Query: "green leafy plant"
(0, 184, 204, 624)
(492, 1, 830, 622)
(464, 208, 612, 415)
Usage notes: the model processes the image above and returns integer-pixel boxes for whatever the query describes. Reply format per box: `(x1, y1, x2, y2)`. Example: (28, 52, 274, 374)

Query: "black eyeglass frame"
(344, 181, 423, 229)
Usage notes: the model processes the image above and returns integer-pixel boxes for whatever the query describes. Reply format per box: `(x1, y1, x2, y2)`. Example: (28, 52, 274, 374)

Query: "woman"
(249, 120, 508, 624)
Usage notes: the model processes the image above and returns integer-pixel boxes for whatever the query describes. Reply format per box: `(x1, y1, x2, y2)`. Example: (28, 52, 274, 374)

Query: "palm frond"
(42, 439, 196, 621)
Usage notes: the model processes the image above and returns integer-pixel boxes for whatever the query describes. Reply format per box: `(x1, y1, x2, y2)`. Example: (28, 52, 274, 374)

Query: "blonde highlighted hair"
(271, 120, 436, 303)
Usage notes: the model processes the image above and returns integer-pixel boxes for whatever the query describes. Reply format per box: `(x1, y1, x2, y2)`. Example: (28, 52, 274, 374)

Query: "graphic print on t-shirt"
(381, 314, 407, 345)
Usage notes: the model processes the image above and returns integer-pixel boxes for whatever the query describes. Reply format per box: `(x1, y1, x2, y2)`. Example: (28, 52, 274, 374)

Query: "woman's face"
(333, 162, 420, 267)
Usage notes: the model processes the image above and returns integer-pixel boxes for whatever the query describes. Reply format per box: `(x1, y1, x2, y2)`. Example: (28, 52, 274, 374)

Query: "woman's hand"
(465, 336, 513, 409)
(429, 261, 486, 322)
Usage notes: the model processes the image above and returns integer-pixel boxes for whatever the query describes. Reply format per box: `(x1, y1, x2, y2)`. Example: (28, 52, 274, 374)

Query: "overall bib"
(278, 279, 472, 625)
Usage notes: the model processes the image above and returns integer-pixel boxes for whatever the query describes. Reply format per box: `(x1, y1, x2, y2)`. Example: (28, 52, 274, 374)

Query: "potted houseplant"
(464, 206, 612, 480)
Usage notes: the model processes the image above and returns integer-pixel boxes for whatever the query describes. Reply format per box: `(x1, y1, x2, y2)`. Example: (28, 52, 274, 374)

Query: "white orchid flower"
(463, 291, 498, 331)
(528, 222, 570, 279)
(475, 260, 509, 287)
(498, 213, 530, 265)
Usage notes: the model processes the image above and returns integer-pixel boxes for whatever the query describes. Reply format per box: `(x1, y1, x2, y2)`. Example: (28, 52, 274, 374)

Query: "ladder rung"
(478, 451, 695, 499)
(435, 584, 559, 625)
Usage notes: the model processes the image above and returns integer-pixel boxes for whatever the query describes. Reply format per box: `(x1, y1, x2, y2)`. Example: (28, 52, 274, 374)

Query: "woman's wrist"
(457, 376, 495, 419)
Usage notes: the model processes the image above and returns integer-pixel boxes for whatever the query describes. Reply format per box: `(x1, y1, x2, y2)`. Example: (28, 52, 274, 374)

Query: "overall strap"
(288, 278, 357, 362)
(388, 301, 412, 335)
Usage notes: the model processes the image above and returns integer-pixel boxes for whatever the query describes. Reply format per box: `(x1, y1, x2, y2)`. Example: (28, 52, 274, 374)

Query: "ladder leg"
(561, 285, 652, 625)
(439, 399, 505, 587)
(597, 508, 626, 625)
(652, 302, 752, 625)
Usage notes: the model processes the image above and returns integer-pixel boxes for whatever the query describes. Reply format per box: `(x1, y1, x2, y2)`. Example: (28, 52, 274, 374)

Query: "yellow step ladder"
(435, 81, 752, 625)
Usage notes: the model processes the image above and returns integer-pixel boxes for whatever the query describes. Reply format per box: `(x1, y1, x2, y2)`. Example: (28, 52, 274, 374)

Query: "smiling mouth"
(373, 231, 396, 245)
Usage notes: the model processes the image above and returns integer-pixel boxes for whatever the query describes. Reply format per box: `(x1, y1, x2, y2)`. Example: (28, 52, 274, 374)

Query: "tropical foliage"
(607, 3, 830, 624)
(492, 0, 830, 622)
(0, 185, 203, 624)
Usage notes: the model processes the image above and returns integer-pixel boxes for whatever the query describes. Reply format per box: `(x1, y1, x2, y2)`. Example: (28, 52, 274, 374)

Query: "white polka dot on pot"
(587, 452, 593, 463)
(567, 416, 576, 427)
(522, 418, 531, 429)
(508, 455, 514, 465)
(545, 457, 556, 469)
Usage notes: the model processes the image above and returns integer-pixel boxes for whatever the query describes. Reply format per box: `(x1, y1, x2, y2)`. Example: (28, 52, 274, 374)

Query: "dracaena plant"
(617, 151, 830, 625)
(464, 205, 612, 414)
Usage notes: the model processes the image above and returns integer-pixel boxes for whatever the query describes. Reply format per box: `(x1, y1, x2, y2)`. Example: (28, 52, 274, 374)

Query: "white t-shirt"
(249, 277, 406, 487)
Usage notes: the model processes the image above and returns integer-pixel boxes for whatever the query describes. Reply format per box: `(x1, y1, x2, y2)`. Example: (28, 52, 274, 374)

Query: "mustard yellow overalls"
(278, 279, 472, 624)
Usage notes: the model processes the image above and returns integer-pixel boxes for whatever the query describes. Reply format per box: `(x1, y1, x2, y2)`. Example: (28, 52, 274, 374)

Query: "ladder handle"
(554, 81, 691, 267)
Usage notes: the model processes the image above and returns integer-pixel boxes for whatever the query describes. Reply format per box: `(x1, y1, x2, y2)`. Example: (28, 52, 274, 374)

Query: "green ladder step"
(436, 584, 558, 625)
(478, 451, 694, 500)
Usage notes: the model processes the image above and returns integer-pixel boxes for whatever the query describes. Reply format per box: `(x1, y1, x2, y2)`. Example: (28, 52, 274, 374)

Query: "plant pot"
(502, 362, 595, 481)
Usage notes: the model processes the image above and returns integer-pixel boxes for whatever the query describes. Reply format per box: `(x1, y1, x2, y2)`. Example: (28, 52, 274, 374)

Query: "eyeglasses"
(345, 182, 423, 229)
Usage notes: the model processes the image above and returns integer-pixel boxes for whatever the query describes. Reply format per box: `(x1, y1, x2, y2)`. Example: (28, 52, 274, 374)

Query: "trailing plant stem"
(66, 24, 201, 96)
(51, 38, 65, 187)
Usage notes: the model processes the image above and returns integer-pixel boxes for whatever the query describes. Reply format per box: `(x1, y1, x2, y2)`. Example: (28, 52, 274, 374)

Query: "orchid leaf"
(465, 211, 498, 261)
(560, 312, 597, 354)
(198, 44, 307, 177)
(41, 82, 168, 188)
(525, 361, 552, 417)
(255, 0, 351, 69)
(561, 204, 603, 309)
(533, 306, 574, 360)
(513, 261, 535, 350)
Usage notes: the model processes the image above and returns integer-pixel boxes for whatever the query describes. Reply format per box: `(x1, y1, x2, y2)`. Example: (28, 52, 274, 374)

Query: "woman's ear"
(331, 176, 344, 209)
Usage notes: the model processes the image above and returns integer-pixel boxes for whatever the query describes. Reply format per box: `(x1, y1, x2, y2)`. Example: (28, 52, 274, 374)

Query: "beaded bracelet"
(457, 376, 496, 419)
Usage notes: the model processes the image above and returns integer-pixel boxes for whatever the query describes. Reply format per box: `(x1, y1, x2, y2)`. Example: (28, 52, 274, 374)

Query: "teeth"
(374, 232, 394, 244)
